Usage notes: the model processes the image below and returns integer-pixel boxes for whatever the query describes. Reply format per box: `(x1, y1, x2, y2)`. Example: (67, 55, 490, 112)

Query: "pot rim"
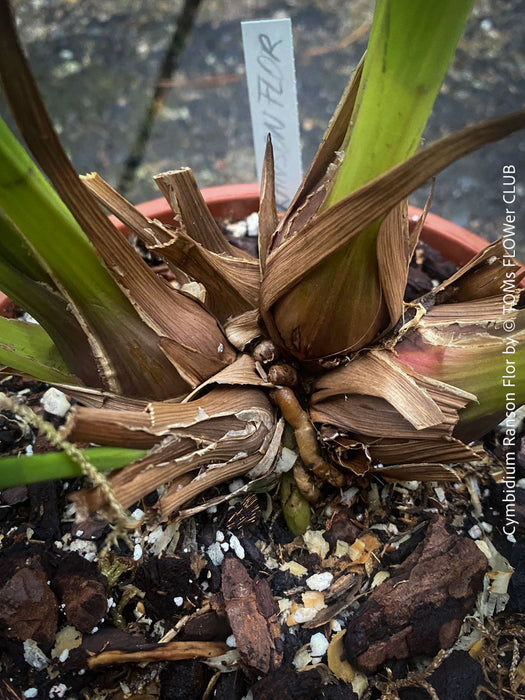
(0, 183, 512, 312)
(113, 183, 495, 267)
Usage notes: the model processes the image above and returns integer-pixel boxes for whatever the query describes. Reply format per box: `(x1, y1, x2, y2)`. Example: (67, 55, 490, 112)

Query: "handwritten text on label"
(242, 19, 302, 211)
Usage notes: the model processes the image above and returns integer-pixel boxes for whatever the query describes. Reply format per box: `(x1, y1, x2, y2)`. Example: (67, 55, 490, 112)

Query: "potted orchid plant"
(1, 1, 525, 696)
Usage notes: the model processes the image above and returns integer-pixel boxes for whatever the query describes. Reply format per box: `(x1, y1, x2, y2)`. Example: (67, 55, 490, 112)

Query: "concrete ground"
(1, 0, 524, 256)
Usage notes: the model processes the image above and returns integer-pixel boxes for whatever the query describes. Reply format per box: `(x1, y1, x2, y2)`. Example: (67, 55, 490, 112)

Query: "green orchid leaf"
(0, 315, 80, 385)
(0, 446, 147, 488)
(326, 0, 475, 205)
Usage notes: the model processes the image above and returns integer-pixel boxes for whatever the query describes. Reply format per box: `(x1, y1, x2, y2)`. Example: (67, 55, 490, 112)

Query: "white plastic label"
(241, 18, 303, 211)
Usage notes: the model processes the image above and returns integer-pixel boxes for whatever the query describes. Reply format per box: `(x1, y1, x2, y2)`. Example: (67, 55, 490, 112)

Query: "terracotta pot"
(0, 183, 501, 313)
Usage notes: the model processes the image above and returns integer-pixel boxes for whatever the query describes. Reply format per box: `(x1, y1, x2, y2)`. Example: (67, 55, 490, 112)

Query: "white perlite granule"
(68, 539, 97, 562)
(229, 534, 245, 559)
(246, 212, 259, 237)
(41, 387, 70, 417)
(305, 572, 333, 591)
(207, 541, 224, 567)
(468, 524, 483, 540)
(274, 446, 297, 474)
(331, 619, 343, 632)
(310, 632, 329, 659)
(228, 479, 245, 492)
(293, 607, 319, 624)
(23, 640, 48, 670)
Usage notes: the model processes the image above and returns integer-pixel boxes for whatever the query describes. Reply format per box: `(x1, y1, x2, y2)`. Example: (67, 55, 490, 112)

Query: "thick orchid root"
(293, 458, 321, 503)
(271, 386, 345, 488)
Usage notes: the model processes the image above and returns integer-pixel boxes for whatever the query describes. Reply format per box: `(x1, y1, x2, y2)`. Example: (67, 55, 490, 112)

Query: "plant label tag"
(241, 18, 303, 211)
